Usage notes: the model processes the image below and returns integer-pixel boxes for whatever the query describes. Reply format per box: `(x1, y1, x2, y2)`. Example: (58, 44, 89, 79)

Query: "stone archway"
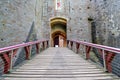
(50, 17, 67, 47)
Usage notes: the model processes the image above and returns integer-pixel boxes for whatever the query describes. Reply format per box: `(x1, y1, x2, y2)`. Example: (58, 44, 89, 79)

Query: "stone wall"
(66, 0, 91, 42)
(0, 0, 43, 48)
(89, 0, 120, 47)
(89, 0, 120, 77)
(0, 0, 92, 47)
(41, 0, 91, 42)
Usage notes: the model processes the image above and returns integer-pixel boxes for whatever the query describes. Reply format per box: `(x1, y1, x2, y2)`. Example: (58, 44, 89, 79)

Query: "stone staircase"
(1, 48, 119, 80)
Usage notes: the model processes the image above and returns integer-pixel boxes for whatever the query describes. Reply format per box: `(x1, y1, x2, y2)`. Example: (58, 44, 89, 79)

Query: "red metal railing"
(0, 40, 49, 74)
(67, 40, 120, 72)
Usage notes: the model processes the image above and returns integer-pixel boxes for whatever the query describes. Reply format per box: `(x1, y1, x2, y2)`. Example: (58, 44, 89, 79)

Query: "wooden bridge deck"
(1, 47, 118, 80)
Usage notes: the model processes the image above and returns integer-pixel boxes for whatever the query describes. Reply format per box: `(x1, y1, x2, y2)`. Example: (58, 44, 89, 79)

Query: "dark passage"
(54, 36, 59, 47)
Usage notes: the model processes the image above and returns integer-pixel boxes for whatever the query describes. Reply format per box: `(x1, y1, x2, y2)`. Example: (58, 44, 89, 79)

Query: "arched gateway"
(50, 17, 67, 47)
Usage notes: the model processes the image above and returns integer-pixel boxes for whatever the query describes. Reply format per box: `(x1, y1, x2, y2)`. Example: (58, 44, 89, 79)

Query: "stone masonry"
(41, 0, 92, 42)
(0, 0, 43, 48)
(89, 0, 120, 76)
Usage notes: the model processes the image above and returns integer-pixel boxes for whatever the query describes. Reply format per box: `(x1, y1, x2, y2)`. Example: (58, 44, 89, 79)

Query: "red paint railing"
(67, 40, 120, 72)
(0, 40, 49, 74)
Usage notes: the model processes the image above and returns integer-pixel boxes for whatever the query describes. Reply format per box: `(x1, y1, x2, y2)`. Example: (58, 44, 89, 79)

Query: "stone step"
(3, 77, 113, 80)
(4, 74, 112, 78)
(17, 67, 98, 70)
(10, 70, 104, 74)
(23, 63, 94, 65)
(15, 69, 102, 72)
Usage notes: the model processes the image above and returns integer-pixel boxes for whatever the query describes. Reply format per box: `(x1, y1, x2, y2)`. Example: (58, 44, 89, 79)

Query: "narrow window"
(55, 0, 63, 11)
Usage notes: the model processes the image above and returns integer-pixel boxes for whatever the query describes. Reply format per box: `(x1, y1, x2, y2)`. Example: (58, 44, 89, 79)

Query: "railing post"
(29, 45, 32, 59)
(67, 40, 69, 48)
(1, 52, 11, 73)
(36, 43, 40, 54)
(70, 41, 73, 50)
(9, 50, 13, 72)
(47, 41, 49, 48)
(76, 43, 80, 54)
(86, 46, 91, 60)
(25, 45, 32, 60)
(102, 49, 107, 72)
(42, 42, 45, 50)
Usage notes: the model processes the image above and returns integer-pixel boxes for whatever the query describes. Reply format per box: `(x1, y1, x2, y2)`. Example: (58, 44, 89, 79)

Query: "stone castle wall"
(89, 0, 120, 76)
(41, 0, 92, 42)
(0, 0, 92, 47)
(0, 0, 43, 48)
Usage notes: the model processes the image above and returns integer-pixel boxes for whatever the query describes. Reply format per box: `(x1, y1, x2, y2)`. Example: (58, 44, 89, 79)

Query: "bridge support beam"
(76, 43, 80, 53)
(67, 40, 69, 48)
(105, 51, 116, 72)
(42, 42, 45, 50)
(70, 41, 73, 50)
(85, 46, 91, 60)
(0, 49, 18, 73)
(1, 52, 11, 73)
(36, 43, 40, 54)
(98, 49, 116, 72)
(47, 41, 49, 48)
(25, 46, 32, 60)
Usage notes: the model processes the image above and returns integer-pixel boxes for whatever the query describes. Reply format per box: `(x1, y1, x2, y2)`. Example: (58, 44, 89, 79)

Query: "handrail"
(0, 40, 48, 54)
(67, 39, 120, 73)
(68, 40, 120, 54)
(0, 39, 49, 74)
